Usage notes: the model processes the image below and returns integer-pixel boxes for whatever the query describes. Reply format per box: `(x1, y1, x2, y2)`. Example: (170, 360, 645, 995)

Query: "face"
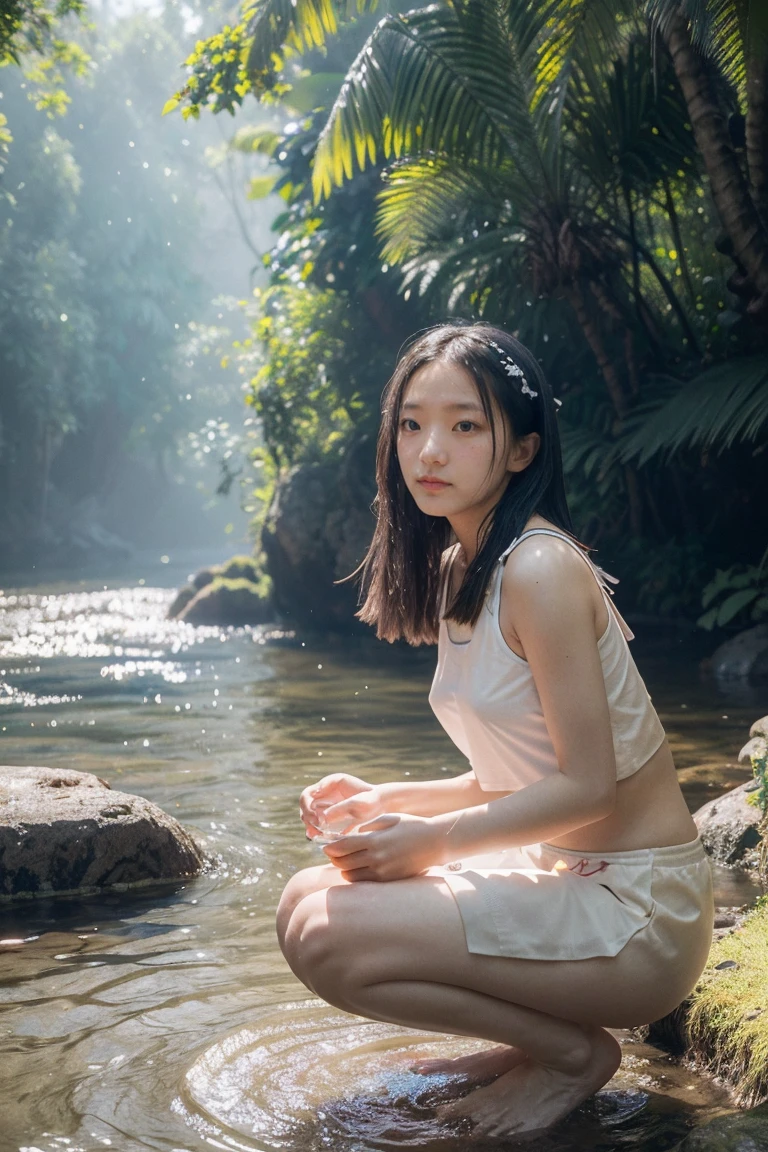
(396, 360, 536, 531)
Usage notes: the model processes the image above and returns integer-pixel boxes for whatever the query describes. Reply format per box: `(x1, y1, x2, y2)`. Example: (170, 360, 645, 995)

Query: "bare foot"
(437, 1027, 622, 1138)
(411, 1044, 526, 1083)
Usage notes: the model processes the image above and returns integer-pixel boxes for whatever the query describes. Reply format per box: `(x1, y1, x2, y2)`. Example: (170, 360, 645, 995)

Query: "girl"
(276, 322, 713, 1139)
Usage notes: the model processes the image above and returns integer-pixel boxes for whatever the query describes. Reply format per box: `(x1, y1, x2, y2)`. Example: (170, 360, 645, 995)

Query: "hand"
(300, 773, 380, 839)
(322, 813, 444, 881)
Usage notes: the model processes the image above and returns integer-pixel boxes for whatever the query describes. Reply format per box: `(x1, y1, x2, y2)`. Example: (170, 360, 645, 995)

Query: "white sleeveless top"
(428, 528, 666, 790)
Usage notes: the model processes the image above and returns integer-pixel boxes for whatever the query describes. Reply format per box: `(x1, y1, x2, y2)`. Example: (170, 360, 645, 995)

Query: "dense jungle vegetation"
(172, 0, 768, 629)
(1, 0, 766, 630)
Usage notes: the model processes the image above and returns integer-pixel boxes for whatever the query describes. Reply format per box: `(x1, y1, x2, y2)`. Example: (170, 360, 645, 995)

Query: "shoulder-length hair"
(355, 321, 577, 645)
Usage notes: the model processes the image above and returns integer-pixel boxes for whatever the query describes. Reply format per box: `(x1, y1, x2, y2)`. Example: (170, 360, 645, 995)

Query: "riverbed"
(0, 557, 763, 1152)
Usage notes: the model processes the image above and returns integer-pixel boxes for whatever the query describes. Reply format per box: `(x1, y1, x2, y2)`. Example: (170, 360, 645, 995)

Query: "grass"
(687, 896, 768, 1105)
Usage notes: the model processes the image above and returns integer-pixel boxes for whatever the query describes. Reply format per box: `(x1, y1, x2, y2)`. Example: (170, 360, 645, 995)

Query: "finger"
(340, 868, 379, 882)
(322, 831, 377, 857)
(323, 846, 371, 870)
(354, 813, 398, 834)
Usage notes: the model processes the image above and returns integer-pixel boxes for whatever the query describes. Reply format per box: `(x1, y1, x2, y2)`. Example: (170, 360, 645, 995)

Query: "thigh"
(297, 872, 688, 1028)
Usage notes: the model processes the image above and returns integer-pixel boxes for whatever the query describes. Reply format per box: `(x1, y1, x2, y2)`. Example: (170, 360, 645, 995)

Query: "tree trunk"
(565, 284, 628, 419)
(662, 12, 768, 316)
(746, 52, 768, 225)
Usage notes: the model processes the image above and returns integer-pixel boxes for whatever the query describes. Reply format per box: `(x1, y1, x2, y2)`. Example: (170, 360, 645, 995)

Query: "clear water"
(0, 558, 762, 1152)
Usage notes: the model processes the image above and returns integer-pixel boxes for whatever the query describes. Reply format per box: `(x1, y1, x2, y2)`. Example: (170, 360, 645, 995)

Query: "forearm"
(378, 771, 513, 818)
(430, 772, 615, 862)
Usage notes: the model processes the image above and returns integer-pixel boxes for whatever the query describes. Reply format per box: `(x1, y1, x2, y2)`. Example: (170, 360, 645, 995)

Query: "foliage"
(698, 552, 768, 630)
(167, 0, 768, 620)
(164, 0, 378, 119)
(0, 4, 254, 566)
(0, 0, 89, 138)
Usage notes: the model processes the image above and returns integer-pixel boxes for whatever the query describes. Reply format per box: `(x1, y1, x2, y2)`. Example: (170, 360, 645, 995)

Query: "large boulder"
(261, 457, 375, 629)
(693, 780, 763, 867)
(711, 625, 768, 682)
(675, 1103, 768, 1151)
(0, 766, 205, 900)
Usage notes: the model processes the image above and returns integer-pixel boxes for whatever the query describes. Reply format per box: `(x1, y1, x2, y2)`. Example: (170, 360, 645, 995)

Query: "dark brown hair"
(355, 321, 575, 644)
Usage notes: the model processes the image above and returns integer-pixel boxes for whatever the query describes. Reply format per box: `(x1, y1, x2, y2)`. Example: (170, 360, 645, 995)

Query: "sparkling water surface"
(0, 555, 762, 1152)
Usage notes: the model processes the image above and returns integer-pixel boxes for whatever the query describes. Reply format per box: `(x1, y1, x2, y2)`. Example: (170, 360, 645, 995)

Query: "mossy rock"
(179, 576, 273, 626)
(217, 554, 263, 583)
(684, 898, 768, 1106)
(168, 554, 272, 621)
(167, 585, 197, 619)
(675, 1102, 768, 1150)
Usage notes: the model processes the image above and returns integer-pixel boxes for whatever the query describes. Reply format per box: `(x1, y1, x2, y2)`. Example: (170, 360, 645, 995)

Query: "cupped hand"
(321, 813, 445, 881)
(300, 772, 379, 839)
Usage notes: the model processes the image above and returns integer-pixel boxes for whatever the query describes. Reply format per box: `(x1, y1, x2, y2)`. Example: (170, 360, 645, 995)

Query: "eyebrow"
(401, 401, 485, 413)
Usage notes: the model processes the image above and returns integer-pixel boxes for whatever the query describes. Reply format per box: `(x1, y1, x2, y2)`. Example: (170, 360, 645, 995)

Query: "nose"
(419, 427, 448, 467)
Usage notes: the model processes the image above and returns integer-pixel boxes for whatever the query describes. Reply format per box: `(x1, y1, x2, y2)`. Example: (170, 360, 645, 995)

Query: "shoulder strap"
(498, 529, 634, 641)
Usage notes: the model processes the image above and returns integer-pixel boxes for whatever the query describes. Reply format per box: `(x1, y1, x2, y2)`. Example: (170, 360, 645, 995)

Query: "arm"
(432, 541, 617, 858)
(326, 541, 617, 878)
(375, 771, 514, 818)
(305, 769, 513, 835)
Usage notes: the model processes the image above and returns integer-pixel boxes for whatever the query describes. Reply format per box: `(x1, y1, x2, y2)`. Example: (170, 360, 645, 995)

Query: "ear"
(506, 432, 541, 474)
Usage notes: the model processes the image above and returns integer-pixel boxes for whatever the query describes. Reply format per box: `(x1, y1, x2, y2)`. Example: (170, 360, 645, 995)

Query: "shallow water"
(0, 558, 763, 1152)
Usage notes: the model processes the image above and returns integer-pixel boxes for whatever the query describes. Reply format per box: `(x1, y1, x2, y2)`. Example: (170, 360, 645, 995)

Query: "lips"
(417, 477, 450, 492)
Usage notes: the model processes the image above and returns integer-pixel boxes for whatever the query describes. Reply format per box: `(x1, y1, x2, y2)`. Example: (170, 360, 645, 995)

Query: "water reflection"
(0, 573, 759, 1151)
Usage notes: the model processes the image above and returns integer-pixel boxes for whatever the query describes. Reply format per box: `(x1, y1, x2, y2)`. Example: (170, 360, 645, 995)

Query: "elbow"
(590, 782, 617, 822)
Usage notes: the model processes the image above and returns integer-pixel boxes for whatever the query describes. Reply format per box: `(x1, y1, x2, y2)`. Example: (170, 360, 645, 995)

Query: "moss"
(218, 554, 263, 583)
(180, 575, 273, 626)
(687, 897, 768, 1105)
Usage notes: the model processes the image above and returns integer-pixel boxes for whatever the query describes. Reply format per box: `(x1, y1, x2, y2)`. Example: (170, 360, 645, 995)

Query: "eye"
(399, 417, 419, 432)
(455, 420, 477, 432)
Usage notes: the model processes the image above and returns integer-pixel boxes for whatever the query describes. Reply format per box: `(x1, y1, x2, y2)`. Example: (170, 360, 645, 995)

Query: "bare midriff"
(547, 739, 700, 855)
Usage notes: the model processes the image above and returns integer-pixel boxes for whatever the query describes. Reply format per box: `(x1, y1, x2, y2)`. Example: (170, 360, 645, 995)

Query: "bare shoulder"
(499, 533, 604, 641)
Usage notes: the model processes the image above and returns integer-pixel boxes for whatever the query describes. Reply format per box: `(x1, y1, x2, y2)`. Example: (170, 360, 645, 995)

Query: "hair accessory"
(488, 340, 538, 399)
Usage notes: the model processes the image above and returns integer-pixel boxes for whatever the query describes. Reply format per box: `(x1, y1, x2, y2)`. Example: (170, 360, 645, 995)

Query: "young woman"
(276, 322, 713, 1139)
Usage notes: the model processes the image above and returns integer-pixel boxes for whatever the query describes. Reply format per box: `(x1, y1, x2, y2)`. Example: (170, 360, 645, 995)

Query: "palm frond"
(311, 3, 546, 202)
(375, 157, 503, 263)
(527, 0, 635, 110)
(645, 0, 768, 103)
(620, 355, 768, 463)
(246, 0, 376, 80)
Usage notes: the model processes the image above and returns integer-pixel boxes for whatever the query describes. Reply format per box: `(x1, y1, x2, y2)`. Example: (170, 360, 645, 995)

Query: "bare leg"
(278, 866, 701, 1137)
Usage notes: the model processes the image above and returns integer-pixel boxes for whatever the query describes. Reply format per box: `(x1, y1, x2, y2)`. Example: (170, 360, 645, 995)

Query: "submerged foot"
(410, 1044, 526, 1083)
(436, 1027, 621, 1138)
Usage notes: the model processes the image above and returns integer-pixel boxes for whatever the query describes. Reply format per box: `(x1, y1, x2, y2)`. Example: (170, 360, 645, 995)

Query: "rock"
(168, 555, 273, 623)
(0, 766, 205, 900)
(261, 458, 374, 629)
(167, 585, 196, 619)
(179, 577, 273, 626)
(711, 625, 768, 682)
(675, 1102, 768, 1150)
(693, 780, 763, 866)
(739, 736, 768, 764)
(751, 716, 768, 739)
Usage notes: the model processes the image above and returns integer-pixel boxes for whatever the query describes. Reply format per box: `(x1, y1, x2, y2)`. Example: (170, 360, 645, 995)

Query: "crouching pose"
(276, 322, 713, 1138)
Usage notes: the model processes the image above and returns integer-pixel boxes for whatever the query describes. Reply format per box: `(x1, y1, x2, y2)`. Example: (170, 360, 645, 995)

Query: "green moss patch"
(687, 897, 768, 1105)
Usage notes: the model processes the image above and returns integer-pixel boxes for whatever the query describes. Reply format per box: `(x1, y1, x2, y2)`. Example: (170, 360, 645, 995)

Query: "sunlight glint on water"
(0, 573, 758, 1151)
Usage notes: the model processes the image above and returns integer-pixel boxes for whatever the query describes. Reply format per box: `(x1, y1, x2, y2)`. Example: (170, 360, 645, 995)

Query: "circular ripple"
(180, 1003, 710, 1152)
(180, 1000, 492, 1150)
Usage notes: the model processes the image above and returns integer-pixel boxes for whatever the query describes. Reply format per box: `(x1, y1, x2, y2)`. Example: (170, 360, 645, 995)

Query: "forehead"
(401, 359, 483, 407)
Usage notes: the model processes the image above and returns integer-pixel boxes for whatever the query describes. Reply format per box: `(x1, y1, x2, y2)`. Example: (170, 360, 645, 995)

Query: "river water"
(0, 556, 764, 1152)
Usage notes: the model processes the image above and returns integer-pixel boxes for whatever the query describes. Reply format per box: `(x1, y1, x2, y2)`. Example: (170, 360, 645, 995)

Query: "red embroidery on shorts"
(568, 859, 609, 877)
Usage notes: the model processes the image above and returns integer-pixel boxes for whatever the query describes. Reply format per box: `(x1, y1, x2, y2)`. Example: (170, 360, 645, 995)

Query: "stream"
(0, 553, 764, 1152)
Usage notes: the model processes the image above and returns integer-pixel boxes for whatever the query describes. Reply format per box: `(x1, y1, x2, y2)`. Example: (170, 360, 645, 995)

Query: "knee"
(282, 892, 360, 1008)
(275, 866, 332, 951)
